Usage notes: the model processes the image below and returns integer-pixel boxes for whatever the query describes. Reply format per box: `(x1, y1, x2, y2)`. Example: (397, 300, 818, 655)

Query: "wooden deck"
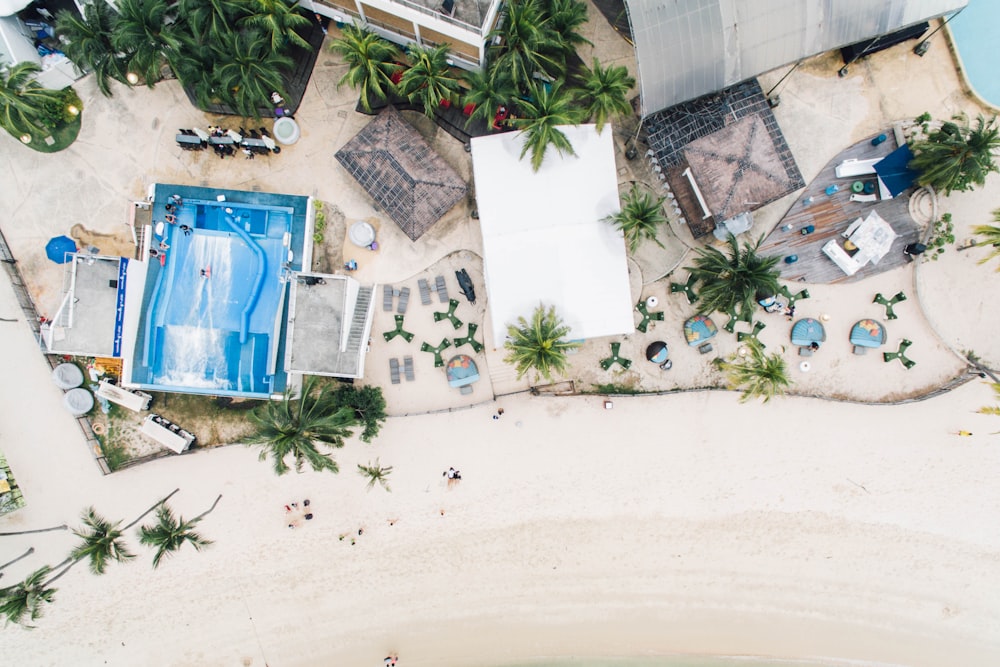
(759, 131, 920, 284)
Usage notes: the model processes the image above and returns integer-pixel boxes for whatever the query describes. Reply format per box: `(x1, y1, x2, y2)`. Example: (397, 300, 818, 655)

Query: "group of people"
(285, 499, 314, 528)
(176, 125, 280, 159)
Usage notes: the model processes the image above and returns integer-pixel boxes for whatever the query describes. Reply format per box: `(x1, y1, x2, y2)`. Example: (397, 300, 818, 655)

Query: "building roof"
(683, 114, 795, 223)
(629, 0, 967, 117)
(335, 107, 467, 242)
(471, 125, 634, 346)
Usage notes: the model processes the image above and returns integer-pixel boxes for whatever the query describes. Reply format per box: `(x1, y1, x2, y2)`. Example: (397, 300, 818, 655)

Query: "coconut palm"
(462, 67, 517, 129)
(113, 0, 183, 87)
(329, 23, 401, 112)
(178, 0, 247, 42)
(605, 184, 666, 253)
(504, 303, 581, 382)
(686, 233, 781, 320)
(0, 62, 67, 136)
(171, 35, 219, 109)
(576, 58, 634, 133)
(138, 495, 220, 569)
(909, 114, 1000, 195)
(241, 0, 312, 52)
(247, 375, 358, 475)
(55, 2, 129, 97)
(0, 566, 57, 627)
(214, 30, 293, 118)
(512, 80, 584, 171)
(70, 489, 181, 575)
(487, 0, 564, 91)
(399, 44, 463, 117)
(973, 208, 1000, 271)
(330, 384, 387, 443)
(0, 548, 35, 576)
(539, 0, 592, 57)
(357, 459, 393, 492)
(716, 340, 791, 404)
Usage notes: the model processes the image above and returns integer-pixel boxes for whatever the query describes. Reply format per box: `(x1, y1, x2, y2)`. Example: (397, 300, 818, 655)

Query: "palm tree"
(240, 0, 312, 52)
(0, 62, 67, 136)
(539, 0, 592, 58)
(171, 35, 219, 109)
(329, 23, 401, 112)
(512, 80, 584, 171)
(178, 0, 247, 42)
(70, 489, 179, 575)
(112, 0, 182, 87)
(462, 67, 517, 129)
(247, 375, 358, 475)
(909, 114, 1000, 195)
(576, 58, 634, 133)
(978, 382, 1000, 417)
(686, 233, 781, 320)
(487, 0, 564, 91)
(55, 2, 129, 97)
(330, 384, 387, 443)
(716, 340, 791, 403)
(357, 459, 393, 492)
(973, 208, 1000, 271)
(0, 566, 57, 628)
(503, 303, 581, 382)
(214, 30, 294, 118)
(399, 44, 462, 117)
(0, 547, 35, 576)
(605, 184, 666, 252)
(138, 495, 220, 568)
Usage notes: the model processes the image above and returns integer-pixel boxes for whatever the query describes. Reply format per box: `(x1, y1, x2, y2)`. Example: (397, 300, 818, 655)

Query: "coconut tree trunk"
(0, 524, 68, 536)
(191, 494, 223, 523)
(39, 556, 77, 586)
(123, 488, 180, 530)
(0, 547, 34, 573)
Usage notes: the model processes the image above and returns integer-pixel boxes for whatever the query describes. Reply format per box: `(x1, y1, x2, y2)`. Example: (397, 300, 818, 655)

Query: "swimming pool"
(127, 185, 309, 398)
(948, 0, 1000, 109)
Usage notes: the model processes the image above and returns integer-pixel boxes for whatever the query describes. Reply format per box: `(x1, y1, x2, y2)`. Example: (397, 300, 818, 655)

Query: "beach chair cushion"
(397, 287, 410, 314)
(383, 285, 394, 311)
(435, 275, 448, 302)
(389, 358, 400, 384)
(403, 355, 414, 381)
(418, 278, 432, 305)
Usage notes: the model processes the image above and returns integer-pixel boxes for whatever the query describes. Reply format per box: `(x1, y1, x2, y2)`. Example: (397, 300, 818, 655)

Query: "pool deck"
(0, 10, 998, 412)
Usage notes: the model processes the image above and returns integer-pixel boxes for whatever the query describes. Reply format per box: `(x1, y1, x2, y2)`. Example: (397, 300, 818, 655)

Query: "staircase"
(344, 286, 373, 356)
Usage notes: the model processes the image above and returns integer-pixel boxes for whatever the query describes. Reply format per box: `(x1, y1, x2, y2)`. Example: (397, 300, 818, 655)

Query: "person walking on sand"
(384, 655, 398, 665)
(957, 430, 973, 436)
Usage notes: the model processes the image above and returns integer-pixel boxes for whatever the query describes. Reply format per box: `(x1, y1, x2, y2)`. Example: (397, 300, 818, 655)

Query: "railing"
(0, 226, 111, 474)
(384, 0, 484, 32)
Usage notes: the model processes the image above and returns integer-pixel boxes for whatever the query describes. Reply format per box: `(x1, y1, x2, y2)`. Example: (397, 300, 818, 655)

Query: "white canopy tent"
(471, 125, 634, 347)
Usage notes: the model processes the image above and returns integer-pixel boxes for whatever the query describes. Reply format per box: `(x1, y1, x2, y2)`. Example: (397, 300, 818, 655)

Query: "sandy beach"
(2, 7, 1000, 667)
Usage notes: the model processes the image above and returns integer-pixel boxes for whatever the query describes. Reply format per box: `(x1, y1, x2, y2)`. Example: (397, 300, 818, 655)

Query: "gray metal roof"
(628, 0, 967, 117)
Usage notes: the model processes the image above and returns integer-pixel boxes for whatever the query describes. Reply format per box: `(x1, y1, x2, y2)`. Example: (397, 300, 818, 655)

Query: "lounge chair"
(389, 358, 400, 384)
(418, 278, 432, 305)
(459, 385, 473, 395)
(435, 275, 449, 302)
(383, 285, 394, 312)
(403, 355, 414, 382)
(698, 342, 713, 355)
(397, 287, 410, 314)
(852, 345, 867, 355)
(799, 347, 813, 357)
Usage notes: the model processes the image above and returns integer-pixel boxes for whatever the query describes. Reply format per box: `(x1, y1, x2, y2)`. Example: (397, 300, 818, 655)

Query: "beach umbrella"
(45, 235, 77, 264)
(645, 341, 668, 364)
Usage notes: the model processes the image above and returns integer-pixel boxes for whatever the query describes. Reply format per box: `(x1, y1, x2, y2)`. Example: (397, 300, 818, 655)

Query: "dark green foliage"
(909, 114, 1000, 195)
(331, 384, 387, 443)
(55, 2, 128, 97)
(686, 234, 781, 321)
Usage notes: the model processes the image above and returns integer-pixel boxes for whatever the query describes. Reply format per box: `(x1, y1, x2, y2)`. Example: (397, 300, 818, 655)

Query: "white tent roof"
(471, 125, 634, 346)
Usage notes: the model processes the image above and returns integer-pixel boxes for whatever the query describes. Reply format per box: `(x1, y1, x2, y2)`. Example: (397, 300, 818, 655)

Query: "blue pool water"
(949, 0, 1000, 108)
(129, 185, 308, 398)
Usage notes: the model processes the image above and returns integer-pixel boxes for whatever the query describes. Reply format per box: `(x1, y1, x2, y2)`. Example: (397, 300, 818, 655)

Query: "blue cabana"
(874, 144, 919, 197)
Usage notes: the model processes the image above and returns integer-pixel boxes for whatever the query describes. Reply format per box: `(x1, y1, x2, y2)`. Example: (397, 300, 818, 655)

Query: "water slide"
(223, 210, 267, 344)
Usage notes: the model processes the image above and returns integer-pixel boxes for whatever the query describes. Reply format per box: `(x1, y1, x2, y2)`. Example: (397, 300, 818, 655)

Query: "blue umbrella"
(45, 235, 77, 264)
(790, 318, 827, 347)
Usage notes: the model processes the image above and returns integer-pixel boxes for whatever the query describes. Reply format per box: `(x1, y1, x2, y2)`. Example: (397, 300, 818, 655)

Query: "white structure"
(471, 125, 634, 347)
(0, 2, 83, 90)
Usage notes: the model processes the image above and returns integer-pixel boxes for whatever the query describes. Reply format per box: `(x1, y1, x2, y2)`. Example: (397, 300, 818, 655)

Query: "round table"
(646, 296, 659, 308)
(273, 117, 300, 145)
(799, 361, 811, 372)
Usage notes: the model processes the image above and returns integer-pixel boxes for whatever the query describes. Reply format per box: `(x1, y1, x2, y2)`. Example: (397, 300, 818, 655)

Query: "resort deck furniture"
(403, 355, 415, 382)
(669, 274, 699, 304)
(459, 385, 474, 395)
(834, 157, 881, 178)
(873, 291, 906, 320)
(853, 345, 867, 355)
(737, 321, 767, 346)
(882, 339, 915, 368)
(418, 278, 432, 305)
(777, 286, 810, 305)
(849, 319, 887, 349)
(849, 193, 878, 203)
(723, 306, 752, 334)
(389, 358, 401, 384)
(382, 314, 414, 343)
(453, 323, 484, 353)
(435, 275, 449, 302)
(433, 299, 463, 329)
(599, 342, 632, 371)
(790, 318, 826, 347)
(698, 342, 714, 355)
(383, 285, 394, 311)
(397, 287, 410, 314)
(635, 300, 664, 333)
(420, 338, 452, 367)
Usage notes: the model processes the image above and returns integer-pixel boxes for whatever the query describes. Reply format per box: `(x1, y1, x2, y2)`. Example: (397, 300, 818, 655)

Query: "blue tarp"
(874, 144, 919, 197)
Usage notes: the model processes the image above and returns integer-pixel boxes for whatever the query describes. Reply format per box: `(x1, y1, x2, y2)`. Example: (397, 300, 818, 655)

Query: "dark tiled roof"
(335, 107, 467, 241)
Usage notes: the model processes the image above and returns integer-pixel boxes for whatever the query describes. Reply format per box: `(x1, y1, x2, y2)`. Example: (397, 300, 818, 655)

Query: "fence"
(0, 227, 110, 475)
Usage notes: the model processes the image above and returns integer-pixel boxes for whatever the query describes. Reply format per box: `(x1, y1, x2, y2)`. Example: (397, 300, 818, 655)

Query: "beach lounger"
(435, 275, 449, 302)
(403, 355, 414, 382)
(849, 193, 878, 203)
(799, 346, 813, 357)
(397, 287, 410, 314)
(389, 358, 400, 384)
(418, 278, 432, 305)
(698, 342, 713, 355)
(853, 345, 867, 355)
(383, 285, 394, 311)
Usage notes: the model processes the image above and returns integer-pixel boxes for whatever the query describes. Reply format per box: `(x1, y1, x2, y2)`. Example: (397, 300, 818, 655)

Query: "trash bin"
(785, 255, 799, 264)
